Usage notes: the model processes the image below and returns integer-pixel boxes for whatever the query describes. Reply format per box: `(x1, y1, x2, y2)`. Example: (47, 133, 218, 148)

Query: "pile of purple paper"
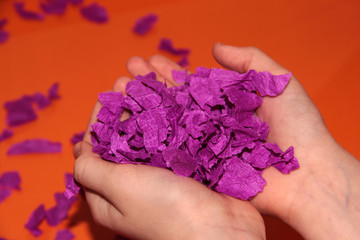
(89, 67, 299, 200)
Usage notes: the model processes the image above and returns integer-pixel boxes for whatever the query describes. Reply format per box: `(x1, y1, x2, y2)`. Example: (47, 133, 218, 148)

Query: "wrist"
(191, 195, 265, 240)
(283, 140, 360, 240)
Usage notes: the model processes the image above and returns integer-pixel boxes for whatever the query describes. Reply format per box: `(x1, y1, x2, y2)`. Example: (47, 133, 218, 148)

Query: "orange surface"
(0, 0, 359, 239)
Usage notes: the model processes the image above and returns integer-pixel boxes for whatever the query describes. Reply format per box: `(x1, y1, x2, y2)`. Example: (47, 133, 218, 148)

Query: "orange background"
(0, 0, 359, 239)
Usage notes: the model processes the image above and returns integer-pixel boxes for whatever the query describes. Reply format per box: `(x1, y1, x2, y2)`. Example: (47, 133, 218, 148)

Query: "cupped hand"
(212, 43, 360, 240)
(72, 54, 266, 240)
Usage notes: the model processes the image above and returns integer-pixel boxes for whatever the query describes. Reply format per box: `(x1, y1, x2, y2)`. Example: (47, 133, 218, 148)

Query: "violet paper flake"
(177, 54, 189, 67)
(172, 69, 187, 84)
(0, 189, 12, 204)
(158, 38, 190, 55)
(0, 171, 21, 190)
(48, 82, 60, 100)
(55, 229, 75, 240)
(0, 19, 7, 29)
(25, 204, 46, 237)
(40, 0, 67, 15)
(0, 31, 9, 44)
(14, 2, 44, 20)
(133, 13, 158, 35)
(0, 129, 13, 142)
(214, 157, 266, 199)
(32, 92, 51, 109)
(45, 192, 77, 226)
(0, 171, 21, 204)
(7, 139, 62, 155)
(158, 38, 191, 67)
(64, 176, 80, 199)
(70, 131, 85, 145)
(4, 83, 60, 127)
(91, 67, 299, 200)
(4, 96, 37, 127)
(80, 3, 108, 24)
(0, 19, 9, 44)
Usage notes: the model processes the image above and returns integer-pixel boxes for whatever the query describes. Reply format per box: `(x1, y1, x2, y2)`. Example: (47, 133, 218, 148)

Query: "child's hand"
(212, 43, 360, 240)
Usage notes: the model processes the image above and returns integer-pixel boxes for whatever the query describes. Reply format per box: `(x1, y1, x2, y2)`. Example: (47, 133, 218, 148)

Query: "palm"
(212, 43, 346, 224)
(252, 75, 329, 217)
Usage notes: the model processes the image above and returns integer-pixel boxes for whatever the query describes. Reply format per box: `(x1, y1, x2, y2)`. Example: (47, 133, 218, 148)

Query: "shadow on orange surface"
(66, 195, 115, 239)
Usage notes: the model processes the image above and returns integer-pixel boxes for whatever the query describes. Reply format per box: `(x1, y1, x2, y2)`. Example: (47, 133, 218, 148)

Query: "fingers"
(126, 56, 166, 83)
(82, 76, 130, 145)
(212, 43, 288, 75)
(127, 56, 179, 88)
(83, 101, 102, 144)
(74, 141, 150, 208)
(113, 76, 132, 121)
(73, 141, 118, 200)
(113, 76, 132, 92)
(148, 54, 183, 87)
(83, 189, 124, 228)
(74, 141, 185, 212)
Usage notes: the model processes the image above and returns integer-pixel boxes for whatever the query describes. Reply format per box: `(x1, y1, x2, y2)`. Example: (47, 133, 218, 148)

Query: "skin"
(212, 43, 360, 240)
(73, 43, 360, 239)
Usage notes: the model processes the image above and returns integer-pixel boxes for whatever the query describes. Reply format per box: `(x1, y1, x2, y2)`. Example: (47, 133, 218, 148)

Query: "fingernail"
(73, 142, 82, 158)
(75, 149, 81, 158)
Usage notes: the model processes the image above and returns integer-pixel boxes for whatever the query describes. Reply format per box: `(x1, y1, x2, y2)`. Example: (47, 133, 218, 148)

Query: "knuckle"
(126, 56, 142, 68)
(148, 54, 162, 63)
(247, 46, 261, 54)
(73, 155, 86, 184)
(72, 142, 82, 158)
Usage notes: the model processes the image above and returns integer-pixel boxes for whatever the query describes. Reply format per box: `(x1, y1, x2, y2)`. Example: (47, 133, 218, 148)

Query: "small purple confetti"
(177, 54, 189, 67)
(32, 92, 51, 109)
(171, 69, 187, 84)
(132, 13, 158, 35)
(14, 2, 44, 20)
(4, 96, 37, 127)
(55, 229, 75, 240)
(80, 3, 108, 24)
(24, 204, 46, 237)
(0, 129, 13, 142)
(158, 38, 190, 55)
(64, 176, 80, 199)
(0, 19, 8, 29)
(40, 0, 67, 15)
(0, 189, 12, 204)
(0, 31, 9, 43)
(70, 131, 85, 145)
(64, 173, 73, 187)
(0, 19, 8, 43)
(48, 82, 60, 100)
(7, 139, 62, 155)
(0, 171, 21, 190)
(45, 192, 77, 226)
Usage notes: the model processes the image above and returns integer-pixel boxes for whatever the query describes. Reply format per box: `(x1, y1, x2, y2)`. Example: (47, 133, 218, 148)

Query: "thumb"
(212, 43, 321, 146)
(212, 43, 289, 75)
